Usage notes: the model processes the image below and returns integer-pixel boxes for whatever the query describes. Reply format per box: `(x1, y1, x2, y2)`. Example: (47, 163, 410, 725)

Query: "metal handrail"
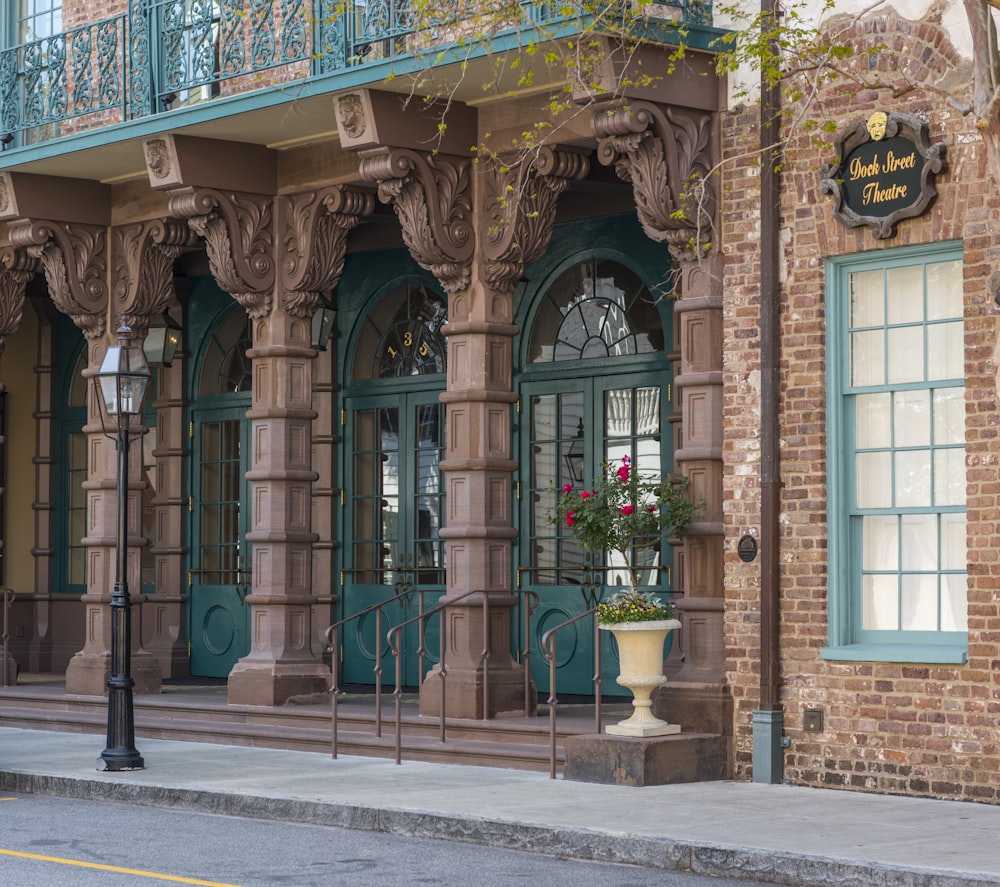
(540, 606, 602, 779)
(1, 588, 12, 687)
(324, 579, 415, 758)
(386, 588, 539, 766)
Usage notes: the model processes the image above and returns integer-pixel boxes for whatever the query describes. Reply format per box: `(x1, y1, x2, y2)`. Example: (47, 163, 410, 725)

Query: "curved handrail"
(323, 575, 415, 759)
(540, 606, 602, 779)
(386, 588, 540, 765)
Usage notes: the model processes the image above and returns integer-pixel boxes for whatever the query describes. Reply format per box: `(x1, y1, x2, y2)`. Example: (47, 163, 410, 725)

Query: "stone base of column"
(652, 681, 733, 735)
(418, 662, 537, 719)
(227, 660, 331, 707)
(563, 732, 731, 786)
(64, 650, 162, 696)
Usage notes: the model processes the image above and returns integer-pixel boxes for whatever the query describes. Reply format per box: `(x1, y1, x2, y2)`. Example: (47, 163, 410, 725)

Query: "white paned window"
(825, 243, 968, 663)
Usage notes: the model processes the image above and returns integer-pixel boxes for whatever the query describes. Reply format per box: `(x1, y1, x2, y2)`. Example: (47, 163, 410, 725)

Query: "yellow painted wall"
(1, 308, 38, 595)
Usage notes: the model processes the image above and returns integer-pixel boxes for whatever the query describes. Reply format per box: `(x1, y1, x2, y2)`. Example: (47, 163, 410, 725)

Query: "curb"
(2, 769, 998, 887)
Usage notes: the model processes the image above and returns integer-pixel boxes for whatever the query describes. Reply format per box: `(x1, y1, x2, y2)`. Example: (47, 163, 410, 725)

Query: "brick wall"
(721, 4, 1000, 801)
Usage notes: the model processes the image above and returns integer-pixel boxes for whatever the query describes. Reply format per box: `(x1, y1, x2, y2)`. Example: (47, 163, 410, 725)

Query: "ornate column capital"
(0, 247, 39, 356)
(482, 146, 590, 293)
(112, 218, 196, 332)
(8, 218, 108, 338)
(592, 100, 716, 257)
(279, 184, 375, 319)
(168, 187, 275, 318)
(359, 147, 474, 293)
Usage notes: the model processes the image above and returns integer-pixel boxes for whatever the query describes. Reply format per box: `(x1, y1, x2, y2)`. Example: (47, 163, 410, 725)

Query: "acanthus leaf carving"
(8, 218, 108, 338)
(483, 146, 590, 293)
(359, 147, 473, 293)
(113, 218, 196, 332)
(168, 187, 275, 318)
(0, 247, 39, 356)
(280, 184, 374, 318)
(593, 101, 716, 254)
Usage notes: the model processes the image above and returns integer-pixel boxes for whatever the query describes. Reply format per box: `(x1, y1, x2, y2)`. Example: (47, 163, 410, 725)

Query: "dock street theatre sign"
(820, 111, 946, 239)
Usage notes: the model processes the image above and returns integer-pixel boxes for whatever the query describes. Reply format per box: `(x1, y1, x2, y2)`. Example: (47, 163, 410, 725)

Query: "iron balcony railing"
(0, 0, 713, 147)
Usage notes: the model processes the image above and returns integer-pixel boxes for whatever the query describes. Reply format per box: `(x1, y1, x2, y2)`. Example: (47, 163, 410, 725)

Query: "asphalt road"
(0, 792, 785, 887)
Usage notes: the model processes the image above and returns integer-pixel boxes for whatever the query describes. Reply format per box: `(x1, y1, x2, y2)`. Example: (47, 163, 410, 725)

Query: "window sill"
(820, 644, 968, 664)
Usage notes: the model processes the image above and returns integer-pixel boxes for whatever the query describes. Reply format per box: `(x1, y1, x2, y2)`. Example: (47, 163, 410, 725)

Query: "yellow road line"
(0, 797, 19, 801)
(0, 848, 243, 886)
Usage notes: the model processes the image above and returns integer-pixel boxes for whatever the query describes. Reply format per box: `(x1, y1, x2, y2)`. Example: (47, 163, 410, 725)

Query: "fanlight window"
(198, 309, 252, 395)
(528, 259, 664, 363)
(352, 283, 447, 380)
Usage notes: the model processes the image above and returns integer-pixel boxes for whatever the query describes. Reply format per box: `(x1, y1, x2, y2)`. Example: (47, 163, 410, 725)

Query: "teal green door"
(519, 374, 672, 696)
(340, 391, 446, 687)
(189, 409, 252, 677)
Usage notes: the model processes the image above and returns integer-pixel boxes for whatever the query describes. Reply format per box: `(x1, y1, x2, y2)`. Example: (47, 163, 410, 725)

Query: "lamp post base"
(97, 751, 145, 772)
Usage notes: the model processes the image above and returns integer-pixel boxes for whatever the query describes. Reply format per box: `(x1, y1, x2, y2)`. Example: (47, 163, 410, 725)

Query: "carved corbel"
(0, 247, 39, 356)
(112, 218, 196, 332)
(592, 101, 716, 257)
(8, 218, 108, 339)
(483, 146, 590, 293)
(168, 187, 275, 318)
(279, 184, 375, 318)
(358, 147, 474, 293)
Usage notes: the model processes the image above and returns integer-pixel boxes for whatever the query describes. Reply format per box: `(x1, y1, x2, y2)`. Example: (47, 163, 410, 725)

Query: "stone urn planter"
(600, 618, 681, 737)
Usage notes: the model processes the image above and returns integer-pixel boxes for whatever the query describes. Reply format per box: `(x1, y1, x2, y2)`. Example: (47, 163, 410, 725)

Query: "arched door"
(340, 281, 448, 687)
(517, 255, 675, 695)
(188, 298, 253, 677)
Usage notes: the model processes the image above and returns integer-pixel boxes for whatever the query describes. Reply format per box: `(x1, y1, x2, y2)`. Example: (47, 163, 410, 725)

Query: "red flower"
(616, 465, 630, 482)
(621, 505, 634, 516)
(566, 511, 575, 526)
(581, 490, 590, 499)
(562, 483, 573, 493)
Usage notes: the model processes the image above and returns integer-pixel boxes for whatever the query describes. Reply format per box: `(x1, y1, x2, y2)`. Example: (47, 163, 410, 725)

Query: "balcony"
(0, 0, 717, 179)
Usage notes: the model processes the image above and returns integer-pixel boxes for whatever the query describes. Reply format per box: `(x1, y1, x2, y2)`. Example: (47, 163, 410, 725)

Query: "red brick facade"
(721, 5, 1000, 800)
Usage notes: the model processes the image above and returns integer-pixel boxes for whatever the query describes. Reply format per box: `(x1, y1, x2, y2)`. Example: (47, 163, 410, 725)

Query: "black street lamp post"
(95, 321, 150, 771)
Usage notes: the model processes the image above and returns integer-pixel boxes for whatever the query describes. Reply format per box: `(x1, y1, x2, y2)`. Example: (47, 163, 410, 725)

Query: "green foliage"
(553, 455, 697, 585)
(596, 589, 675, 625)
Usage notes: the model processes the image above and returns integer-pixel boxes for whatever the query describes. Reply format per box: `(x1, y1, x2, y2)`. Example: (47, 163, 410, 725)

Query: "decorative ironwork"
(0, 1, 713, 145)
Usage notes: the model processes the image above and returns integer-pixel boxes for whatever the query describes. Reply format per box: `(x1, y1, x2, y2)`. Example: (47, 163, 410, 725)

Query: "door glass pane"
(414, 403, 444, 576)
(198, 419, 241, 584)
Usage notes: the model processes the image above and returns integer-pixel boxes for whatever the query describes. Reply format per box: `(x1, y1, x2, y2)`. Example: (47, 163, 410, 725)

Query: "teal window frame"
(823, 240, 968, 665)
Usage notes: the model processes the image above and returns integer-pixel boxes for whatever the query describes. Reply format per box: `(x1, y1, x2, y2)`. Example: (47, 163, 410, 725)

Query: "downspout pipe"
(752, 0, 785, 784)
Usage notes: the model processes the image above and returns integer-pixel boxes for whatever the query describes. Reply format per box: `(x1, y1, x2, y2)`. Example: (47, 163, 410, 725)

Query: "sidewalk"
(1, 726, 999, 887)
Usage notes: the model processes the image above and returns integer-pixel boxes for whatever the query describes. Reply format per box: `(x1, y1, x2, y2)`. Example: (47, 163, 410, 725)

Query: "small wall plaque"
(819, 111, 946, 239)
(737, 534, 758, 563)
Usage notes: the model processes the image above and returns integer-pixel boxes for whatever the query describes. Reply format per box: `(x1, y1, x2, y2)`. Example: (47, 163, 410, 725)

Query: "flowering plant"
(553, 455, 697, 624)
(596, 589, 676, 624)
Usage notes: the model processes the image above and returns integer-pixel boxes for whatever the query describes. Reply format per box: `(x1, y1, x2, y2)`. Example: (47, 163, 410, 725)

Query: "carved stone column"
(114, 220, 196, 681)
(592, 101, 730, 734)
(167, 179, 371, 705)
(359, 138, 588, 717)
(7, 217, 164, 695)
